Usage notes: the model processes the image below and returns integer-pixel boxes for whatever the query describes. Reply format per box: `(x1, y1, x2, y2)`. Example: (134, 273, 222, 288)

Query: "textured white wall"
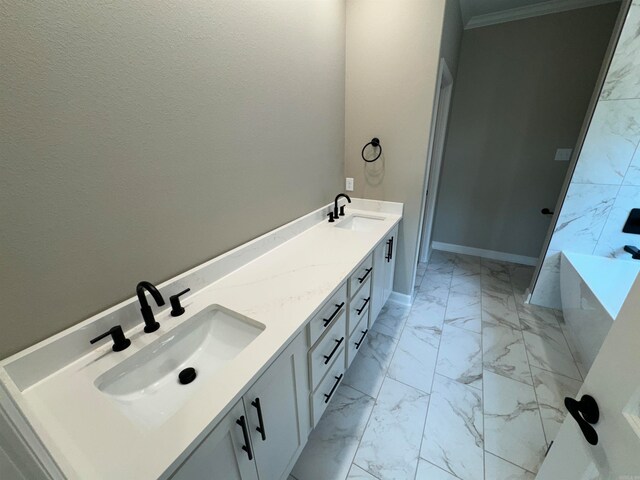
(0, 0, 346, 358)
(531, 1, 640, 308)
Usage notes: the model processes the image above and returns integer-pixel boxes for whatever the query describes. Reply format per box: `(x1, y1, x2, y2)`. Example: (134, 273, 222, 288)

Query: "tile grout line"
(347, 322, 397, 480)
(480, 260, 487, 480)
(349, 463, 383, 480)
(414, 258, 456, 480)
(349, 294, 417, 480)
(486, 450, 538, 477)
(554, 312, 586, 382)
(511, 267, 552, 454)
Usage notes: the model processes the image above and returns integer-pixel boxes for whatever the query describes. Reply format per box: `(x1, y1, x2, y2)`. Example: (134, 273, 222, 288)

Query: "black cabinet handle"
(357, 268, 372, 283)
(323, 302, 345, 327)
(385, 236, 394, 262)
(323, 337, 344, 365)
(354, 329, 368, 350)
(251, 398, 267, 441)
(541, 208, 554, 216)
(565, 395, 599, 445)
(324, 374, 343, 403)
(236, 415, 253, 460)
(356, 297, 370, 315)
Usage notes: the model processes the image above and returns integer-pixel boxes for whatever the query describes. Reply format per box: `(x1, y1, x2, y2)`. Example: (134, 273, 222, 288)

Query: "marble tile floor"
(290, 251, 583, 480)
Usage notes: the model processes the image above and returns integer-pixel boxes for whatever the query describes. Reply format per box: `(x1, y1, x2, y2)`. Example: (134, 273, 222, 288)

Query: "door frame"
(416, 59, 454, 268)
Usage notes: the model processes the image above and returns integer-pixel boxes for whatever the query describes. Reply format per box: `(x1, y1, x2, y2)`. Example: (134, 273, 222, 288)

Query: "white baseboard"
(388, 291, 413, 307)
(431, 241, 539, 266)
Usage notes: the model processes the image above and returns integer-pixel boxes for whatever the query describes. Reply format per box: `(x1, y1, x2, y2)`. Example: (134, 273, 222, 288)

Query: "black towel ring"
(361, 138, 382, 163)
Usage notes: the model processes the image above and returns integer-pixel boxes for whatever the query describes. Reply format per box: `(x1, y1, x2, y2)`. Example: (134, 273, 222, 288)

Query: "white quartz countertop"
(2, 202, 402, 479)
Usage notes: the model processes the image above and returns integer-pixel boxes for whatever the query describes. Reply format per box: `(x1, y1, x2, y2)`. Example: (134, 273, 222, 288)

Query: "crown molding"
(465, 0, 621, 30)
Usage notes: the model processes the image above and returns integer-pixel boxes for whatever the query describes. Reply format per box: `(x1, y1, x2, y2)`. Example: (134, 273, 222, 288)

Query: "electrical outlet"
(346, 177, 354, 191)
(554, 148, 573, 161)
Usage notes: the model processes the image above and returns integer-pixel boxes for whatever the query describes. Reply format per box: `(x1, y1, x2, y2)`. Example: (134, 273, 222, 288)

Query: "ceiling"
(458, 0, 619, 28)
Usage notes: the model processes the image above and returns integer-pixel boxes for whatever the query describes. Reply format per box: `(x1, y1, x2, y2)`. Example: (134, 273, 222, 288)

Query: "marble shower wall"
(531, 1, 640, 309)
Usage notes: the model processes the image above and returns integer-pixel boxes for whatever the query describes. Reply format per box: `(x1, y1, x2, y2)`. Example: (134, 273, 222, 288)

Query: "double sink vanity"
(0, 197, 402, 480)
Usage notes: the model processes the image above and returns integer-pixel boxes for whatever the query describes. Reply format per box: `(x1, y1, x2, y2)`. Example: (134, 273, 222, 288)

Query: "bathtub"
(560, 251, 640, 371)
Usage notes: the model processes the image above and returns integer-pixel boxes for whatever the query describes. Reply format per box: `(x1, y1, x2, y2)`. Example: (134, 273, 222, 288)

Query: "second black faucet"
(329, 193, 351, 222)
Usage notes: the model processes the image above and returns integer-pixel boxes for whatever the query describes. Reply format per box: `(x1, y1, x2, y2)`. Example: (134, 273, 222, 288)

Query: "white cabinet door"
(370, 225, 399, 325)
(243, 333, 309, 480)
(170, 400, 259, 480)
(382, 225, 398, 306)
(536, 276, 640, 479)
(370, 239, 387, 323)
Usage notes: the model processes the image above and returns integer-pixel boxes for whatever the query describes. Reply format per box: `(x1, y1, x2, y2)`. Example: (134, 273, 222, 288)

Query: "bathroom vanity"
(0, 198, 402, 480)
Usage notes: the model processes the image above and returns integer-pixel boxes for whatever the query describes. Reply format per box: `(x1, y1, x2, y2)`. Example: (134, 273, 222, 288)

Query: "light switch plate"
(346, 177, 354, 191)
(554, 148, 573, 161)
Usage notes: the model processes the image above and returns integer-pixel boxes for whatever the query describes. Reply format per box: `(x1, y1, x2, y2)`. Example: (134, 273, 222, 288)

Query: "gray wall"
(345, 0, 461, 296)
(0, 446, 25, 480)
(432, 3, 620, 258)
(0, 1, 346, 359)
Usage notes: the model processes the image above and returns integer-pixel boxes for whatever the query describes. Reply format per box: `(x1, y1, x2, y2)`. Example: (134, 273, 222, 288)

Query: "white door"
(243, 333, 308, 480)
(536, 275, 640, 479)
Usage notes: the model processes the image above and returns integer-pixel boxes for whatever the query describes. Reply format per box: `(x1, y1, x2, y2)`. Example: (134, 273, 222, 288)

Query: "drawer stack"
(306, 253, 374, 427)
(346, 255, 372, 367)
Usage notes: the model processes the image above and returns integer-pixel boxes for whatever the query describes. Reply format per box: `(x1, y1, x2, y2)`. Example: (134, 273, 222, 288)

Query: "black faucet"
(334, 193, 352, 218)
(137, 281, 165, 333)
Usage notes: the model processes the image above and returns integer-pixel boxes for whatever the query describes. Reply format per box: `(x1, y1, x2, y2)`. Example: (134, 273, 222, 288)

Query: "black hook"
(565, 395, 599, 445)
(361, 137, 382, 163)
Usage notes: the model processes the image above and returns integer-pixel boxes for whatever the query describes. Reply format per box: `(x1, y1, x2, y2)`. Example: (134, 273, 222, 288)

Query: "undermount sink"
(94, 305, 265, 427)
(335, 214, 384, 232)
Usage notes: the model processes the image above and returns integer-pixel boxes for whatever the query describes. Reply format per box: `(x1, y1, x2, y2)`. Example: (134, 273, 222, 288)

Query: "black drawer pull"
(385, 236, 394, 262)
(356, 297, 370, 315)
(236, 415, 253, 460)
(324, 374, 343, 403)
(354, 329, 368, 350)
(323, 337, 344, 364)
(357, 267, 372, 283)
(251, 398, 267, 441)
(323, 302, 345, 327)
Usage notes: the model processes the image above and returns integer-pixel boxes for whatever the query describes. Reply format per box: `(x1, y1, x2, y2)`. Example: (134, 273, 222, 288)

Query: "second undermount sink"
(335, 214, 384, 232)
(94, 305, 265, 427)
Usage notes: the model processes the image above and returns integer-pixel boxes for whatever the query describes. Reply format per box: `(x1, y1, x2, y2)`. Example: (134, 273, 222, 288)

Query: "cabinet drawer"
(349, 278, 371, 336)
(348, 254, 373, 299)
(347, 309, 369, 368)
(308, 284, 347, 346)
(308, 310, 347, 390)
(311, 349, 346, 427)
